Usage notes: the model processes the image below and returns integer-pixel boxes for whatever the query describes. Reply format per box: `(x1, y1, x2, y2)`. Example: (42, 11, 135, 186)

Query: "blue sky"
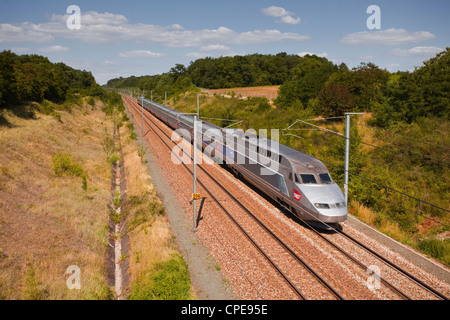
(1, 0, 449, 84)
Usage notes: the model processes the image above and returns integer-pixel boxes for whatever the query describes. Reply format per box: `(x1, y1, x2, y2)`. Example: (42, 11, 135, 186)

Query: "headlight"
(314, 203, 330, 209)
(336, 202, 346, 208)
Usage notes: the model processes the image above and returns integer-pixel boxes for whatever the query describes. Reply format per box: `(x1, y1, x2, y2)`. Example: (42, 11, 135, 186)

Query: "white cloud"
(340, 28, 435, 46)
(261, 6, 301, 25)
(0, 11, 308, 47)
(390, 46, 443, 56)
(170, 24, 184, 30)
(200, 44, 230, 51)
(0, 23, 54, 43)
(118, 50, 165, 58)
(49, 11, 128, 26)
(10, 47, 31, 53)
(279, 16, 301, 25)
(360, 54, 374, 60)
(38, 45, 69, 53)
(186, 52, 204, 59)
(261, 6, 293, 18)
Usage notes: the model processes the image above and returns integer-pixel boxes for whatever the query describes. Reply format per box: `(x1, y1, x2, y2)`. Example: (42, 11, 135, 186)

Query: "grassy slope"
(0, 99, 194, 299)
(120, 120, 195, 300)
(0, 101, 113, 299)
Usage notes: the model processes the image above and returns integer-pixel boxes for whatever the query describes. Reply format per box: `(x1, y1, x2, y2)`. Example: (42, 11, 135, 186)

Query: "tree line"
(106, 48, 449, 127)
(0, 50, 103, 108)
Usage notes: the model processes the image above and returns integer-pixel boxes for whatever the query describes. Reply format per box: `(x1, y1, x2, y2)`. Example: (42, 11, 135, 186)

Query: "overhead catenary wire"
(362, 123, 450, 152)
(283, 120, 450, 216)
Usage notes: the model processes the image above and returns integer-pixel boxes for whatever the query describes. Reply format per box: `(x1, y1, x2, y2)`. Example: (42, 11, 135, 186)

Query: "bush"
(51, 152, 84, 177)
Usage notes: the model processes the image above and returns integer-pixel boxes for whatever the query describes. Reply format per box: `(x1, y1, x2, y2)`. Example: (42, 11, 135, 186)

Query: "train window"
(319, 173, 332, 183)
(294, 173, 299, 183)
(277, 174, 289, 196)
(300, 174, 317, 184)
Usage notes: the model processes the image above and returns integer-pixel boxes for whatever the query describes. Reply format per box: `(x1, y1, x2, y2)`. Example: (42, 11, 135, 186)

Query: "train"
(136, 97, 347, 227)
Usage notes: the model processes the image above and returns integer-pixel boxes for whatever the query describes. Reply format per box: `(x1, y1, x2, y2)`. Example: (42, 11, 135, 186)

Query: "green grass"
(51, 152, 84, 177)
(418, 238, 450, 267)
(128, 254, 193, 300)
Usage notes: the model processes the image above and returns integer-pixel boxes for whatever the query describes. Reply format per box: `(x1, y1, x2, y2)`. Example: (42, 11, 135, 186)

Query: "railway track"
(124, 95, 342, 299)
(123, 95, 449, 300)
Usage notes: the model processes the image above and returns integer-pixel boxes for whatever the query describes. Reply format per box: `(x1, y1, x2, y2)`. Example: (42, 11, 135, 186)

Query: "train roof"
(224, 128, 329, 173)
(143, 98, 329, 174)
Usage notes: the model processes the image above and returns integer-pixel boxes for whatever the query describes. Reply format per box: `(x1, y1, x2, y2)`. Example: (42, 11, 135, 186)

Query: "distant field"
(203, 85, 279, 100)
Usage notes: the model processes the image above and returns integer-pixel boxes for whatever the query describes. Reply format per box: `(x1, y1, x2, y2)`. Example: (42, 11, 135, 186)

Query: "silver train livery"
(137, 97, 347, 226)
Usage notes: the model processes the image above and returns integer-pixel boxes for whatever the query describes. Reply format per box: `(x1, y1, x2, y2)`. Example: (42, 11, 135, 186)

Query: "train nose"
(297, 183, 347, 222)
(314, 202, 348, 222)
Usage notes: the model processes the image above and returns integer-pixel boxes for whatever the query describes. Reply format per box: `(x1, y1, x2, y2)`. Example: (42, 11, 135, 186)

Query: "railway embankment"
(0, 99, 194, 300)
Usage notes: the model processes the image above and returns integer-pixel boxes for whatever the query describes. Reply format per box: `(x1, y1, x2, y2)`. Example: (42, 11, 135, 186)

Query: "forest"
(107, 49, 449, 265)
(0, 50, 104, 108)
(0, 50, 123, 121)
(107, 49, 449, 126)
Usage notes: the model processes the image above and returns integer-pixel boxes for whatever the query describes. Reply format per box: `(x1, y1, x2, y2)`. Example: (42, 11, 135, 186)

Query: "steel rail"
(124, 96, 307, 299)
(127, 96, 346, 300)
(126, 95, 448, 301)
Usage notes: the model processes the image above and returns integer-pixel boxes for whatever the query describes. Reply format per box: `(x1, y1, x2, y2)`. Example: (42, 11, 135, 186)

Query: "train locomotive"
(137, 97, 347, 226)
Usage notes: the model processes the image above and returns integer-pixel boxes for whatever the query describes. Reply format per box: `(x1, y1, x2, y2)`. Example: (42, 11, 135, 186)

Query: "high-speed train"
(137, 97, 347, 226)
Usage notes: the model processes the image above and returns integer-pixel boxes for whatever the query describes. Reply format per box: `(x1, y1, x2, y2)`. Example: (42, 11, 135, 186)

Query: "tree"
(0, 50, 19, 106)
(317, 84, 354, 117)
(169, 64, 187, 80)
(276, 55, 338, 109)
(327, 62, 389, 112)
(370, 47, 450, 126)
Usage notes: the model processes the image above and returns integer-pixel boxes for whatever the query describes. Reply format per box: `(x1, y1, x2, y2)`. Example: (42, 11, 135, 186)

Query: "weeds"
(51, 152, 88, 191)
(109, 153, 121, 166)
(128, 254, 193, 300)
(52, 152, 84, 177)
(102, 134, 115, 158)
(137, 143, 146, 163)
(23, 265, 48, 300)
(81, 174, 88, 191)
(418, 238, 450, 267)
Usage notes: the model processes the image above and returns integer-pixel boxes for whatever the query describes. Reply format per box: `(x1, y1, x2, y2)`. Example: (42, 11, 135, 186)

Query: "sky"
(0, 0, 449, 85)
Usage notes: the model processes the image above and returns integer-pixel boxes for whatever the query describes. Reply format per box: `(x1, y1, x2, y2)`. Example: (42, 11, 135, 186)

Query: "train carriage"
(138, 97, 347, 227)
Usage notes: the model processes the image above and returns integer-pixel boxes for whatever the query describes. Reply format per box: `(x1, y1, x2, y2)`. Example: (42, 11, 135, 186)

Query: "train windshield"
(298, 173, 333, 184)
(319, 173, 332, 183)
(300, 174, 317, 184)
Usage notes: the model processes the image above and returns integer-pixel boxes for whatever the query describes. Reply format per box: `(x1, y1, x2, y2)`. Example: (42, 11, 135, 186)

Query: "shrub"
(52, 152, 84, 177)
(102, 135, 115, 157)
(109, 153, 121, 166)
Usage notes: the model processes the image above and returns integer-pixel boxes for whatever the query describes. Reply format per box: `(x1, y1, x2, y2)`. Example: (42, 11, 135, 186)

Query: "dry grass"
(120, 124, 189, 296)
(0, 100, 113, 299)
(349, 199, 409, 244)
(204, 85, 279, 100)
